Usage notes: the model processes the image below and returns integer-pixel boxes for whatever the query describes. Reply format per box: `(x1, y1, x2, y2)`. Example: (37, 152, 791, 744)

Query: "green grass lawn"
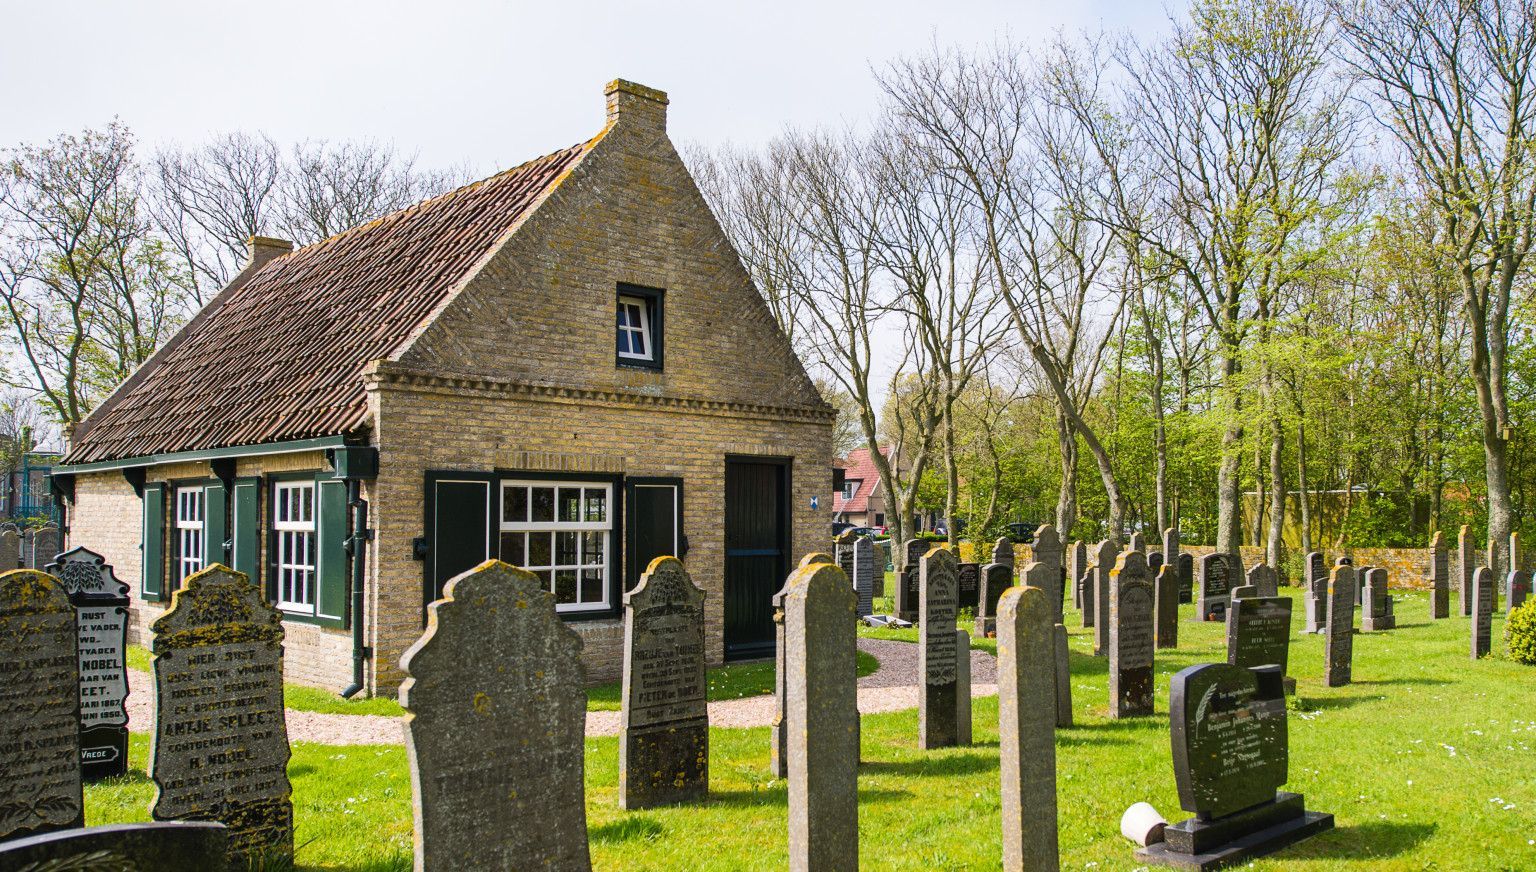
(93, 589, 1534, 870)
(587, 650, 879, 711)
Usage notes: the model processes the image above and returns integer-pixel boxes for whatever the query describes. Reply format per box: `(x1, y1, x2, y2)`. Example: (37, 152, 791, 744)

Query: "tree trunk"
(1217, 354, 1244, 555)
(1267, 417, 1285, 571)
(1297, 418, 1313, 555)
(942, 395, 961, 548)
(1056, 411, 1079, 538)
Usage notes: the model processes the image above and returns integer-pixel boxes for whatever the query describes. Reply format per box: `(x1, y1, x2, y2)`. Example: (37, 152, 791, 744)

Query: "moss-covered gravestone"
(1324, 564, 1356, 687)
(997, 583, 1058, 871)
(1092, 539, 1116, 654)
(401, 561, 590, 871)
(1429, 531, 1449, 619)
(621, 556, 708, 809)
(772, 553, 834, 779)
(149, 565, 292, 865)
(0, 528, 20, 570)
(1304, 552, 1327, 633)
(1109, 551, 1155, 718)
(47, 547, 131, 781)
(1472, 567, 1495, 660)
(1458, 525, 1475, 617)
(1032, 524, 1062, 622)
(1155, 563, 1179, 649)
(0, 570, 83, 842)
(919, 548, 960, 749)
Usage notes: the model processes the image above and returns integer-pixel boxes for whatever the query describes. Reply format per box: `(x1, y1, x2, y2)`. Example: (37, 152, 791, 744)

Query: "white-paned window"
(499, 480, 612, 612)
(174, 486, 205, 584)
(842, 480, 859, 501)
(273, 481, 317, 614)
(616, 295, 653, 362)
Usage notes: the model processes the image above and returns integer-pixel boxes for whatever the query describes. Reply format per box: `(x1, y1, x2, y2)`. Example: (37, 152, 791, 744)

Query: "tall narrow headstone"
(1458, 525, 1475, 617)
(919, 548, 960, 749)
(1092, 539, 1116, 655)
(1154, 563, 1179, 649)
(47, 547, 130, 780)
(1304, 552, 1327, 633)
(1078, 559, 1095, 631)
(956, 629, 972, 746)
(1198, 553, 1233, 622)
(0, 569, 83, 842)
(1511, 531, 1523, 574)
(1353, 565, 1373, 607)
(997, 584, 1060, 872)
(1162, 527, 1182, 597)
(853, 536, 877, 618)
(1247, 563, 1279, 598)
(1031, 524, 1063, 622)
(899, 539, 928, 621)
(772, 553, 833, 778)
(29, 526, 60, 570)
(785, 562, 859, 872)
(977, 562, 1013, 638)
(994, 536, 1016, 569)
(151, 565, 293, 865)
(1429, 532, 1449, 619)
(1149, 551, 1165, 577)
(401, 561, 589, 871)
(1472, 567, 1494, 660)
(620, 556, 708, 810)
(0, 527, 20, 570)
(1109, 551, 1156, 718)
(1324, 564, 1356, 687)
(1129, 532, 1147, 553)
(1069, 541, 1086, 610)
(958, 562, 981, 612)
(1053, 623, 1073, 729)
(1361, 567, 1394, 632)
(1177, 552, 1194, 604)
(834, 530, 856, 593)
(1509, 569, 1532, 612)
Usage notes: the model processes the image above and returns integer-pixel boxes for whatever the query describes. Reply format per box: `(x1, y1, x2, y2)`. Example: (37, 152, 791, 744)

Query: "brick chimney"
(246, 235, 293, 271)
(605, 79, 668, 132)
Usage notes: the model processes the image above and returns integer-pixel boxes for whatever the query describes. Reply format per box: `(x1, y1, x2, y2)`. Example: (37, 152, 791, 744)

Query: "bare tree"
(276, 139, 466, 242)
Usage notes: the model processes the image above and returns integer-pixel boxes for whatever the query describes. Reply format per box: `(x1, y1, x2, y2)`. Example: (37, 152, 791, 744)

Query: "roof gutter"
(52, 435, 349, 475)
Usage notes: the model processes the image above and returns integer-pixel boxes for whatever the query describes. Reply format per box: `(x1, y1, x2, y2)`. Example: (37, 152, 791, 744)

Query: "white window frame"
(273, 481, 317, 615)
(499, 479, 613, 613)
(174, 486, 205, 584)
(842, 480, 859, 501)
(616, 294, 654, 363)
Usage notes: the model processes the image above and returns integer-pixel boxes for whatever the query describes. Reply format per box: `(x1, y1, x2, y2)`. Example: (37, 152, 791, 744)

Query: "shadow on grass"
(1285, 820, 1437, 860)
(1057, 733, 1134, 748)
(860, 751, 996, 778)
(702, 785, 913, 808)
(1353, 677, 1450, 687)
(591, 815, 664, 844)
(1293, 694, 1373, 711)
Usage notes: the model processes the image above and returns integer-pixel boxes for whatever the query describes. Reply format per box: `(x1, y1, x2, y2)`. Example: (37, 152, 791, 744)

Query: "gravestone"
(1324, 564, 1356, 687)
(1354, 565, 1373, 607)
(872, 541, 888, 598)
(997, 584, 1059, 871)
(853, 536, 877, 618)
(1162, 528, 1181, 593)
(1429, 531, 1450, 619)
(1458, 525, 1475, 617)
(785, 561, 859, 872)
(0, 569, 83, 842)
(28, 526, 60, 570)
(1078, 560, 1095, 631)
(976, 562, 1012, 638)
(0, 528, 20, 570)
(1509, 569, 1532, 612)
(1155, 563, 1179, 649)
(919, 548, 960, 749)
(993, 535, 1015, 568)
(1472, 567, 1494, 660)
(1304, 552, 1327, 633)
(151, 565, 292, 865)
(955, 629, 972, 746)
(1069, 541, 1086, 610)
(1032, 524, 1063, 622)
(620, 556, 708, 810)
(1109, 551, 1156, 718)
(1228, 595, 1292, 679)
(0, 822, 229, 872)
(1177, 552, 1194, 605)
(1198, 553, 1233, 622)
(957, 562, 981, 612)
(1149, 551, 1165, 577)
(834, 530, 856, 596)
(772, 553, 834, 778)
(47, 547, 131, 780)
(401, 561, 589, 871)
(1247, 564, 1279, 598)
(1361, 567, 1394, 632)
(1092, 539, 1116, 655)
(1054, 623, 1073, 729)
(1129, 532, 1147, 552)
(1138, 663, 1332, 868)
(899, 539, 928, 621)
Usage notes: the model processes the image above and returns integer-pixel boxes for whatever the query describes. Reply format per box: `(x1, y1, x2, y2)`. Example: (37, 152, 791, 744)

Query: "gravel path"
(124, 638, 998, 745)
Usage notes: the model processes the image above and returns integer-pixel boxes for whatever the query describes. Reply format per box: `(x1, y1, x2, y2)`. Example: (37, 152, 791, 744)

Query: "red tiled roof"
(833, 445, 890, 514)
(63, 142, 591, 465)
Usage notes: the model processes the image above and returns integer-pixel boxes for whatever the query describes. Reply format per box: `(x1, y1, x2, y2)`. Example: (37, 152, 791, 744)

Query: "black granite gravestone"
(1227, 596, 1292, 675)
(957, 562, 981, 611)
(1177, 553, 1194, 604)
(0, 822, 229, 871)
(47, 547, 130, 781)
(1198, 554, 1232, 622)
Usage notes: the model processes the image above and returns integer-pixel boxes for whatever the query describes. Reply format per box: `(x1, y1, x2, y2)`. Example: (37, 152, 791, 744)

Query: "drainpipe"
(341, 477, 371, 699)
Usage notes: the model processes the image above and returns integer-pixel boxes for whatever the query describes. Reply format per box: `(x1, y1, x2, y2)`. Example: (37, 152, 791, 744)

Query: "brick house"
(832, 446, 899, 530)
(53, 80, 834, 695)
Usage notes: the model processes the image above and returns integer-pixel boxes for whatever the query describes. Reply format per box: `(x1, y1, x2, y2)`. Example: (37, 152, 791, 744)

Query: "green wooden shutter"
(315, 476, 350, 628)
(230, 477, 260, 582)
(203, 481, 228, 569)
(142, 483, 166, 602)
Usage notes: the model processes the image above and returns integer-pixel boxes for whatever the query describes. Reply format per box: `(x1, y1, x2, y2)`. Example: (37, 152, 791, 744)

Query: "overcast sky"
(4, 0, 1180, 171)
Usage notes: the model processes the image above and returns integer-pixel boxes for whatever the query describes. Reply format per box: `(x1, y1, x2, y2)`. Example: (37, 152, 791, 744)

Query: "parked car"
(831, 521, 857, 536)
(1006, 522, 1040, 543)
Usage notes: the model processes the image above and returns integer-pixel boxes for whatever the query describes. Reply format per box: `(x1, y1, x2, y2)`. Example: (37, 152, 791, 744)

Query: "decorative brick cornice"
(363, 361, 837, 424)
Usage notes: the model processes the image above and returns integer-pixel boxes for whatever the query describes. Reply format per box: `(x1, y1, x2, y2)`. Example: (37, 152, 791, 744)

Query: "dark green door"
(424, 475, 493, 621)
(724, 458, 789, 660)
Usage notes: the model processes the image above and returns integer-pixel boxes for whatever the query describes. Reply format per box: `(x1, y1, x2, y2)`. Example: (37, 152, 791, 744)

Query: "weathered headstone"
(1425, 531, 1449, 620)
(1198, 553, 1233, 622)
(834, 530, 856, 593)
(1304, 552, 1327, 633)
(1247, 563, 1279, 598)
(772, 552, 834, 778)
(1511, 530, 1523, 576)
(0, 527, 20, 570)
(1078, 559, 1095, 631)
(28, 526, 60, 570)
(1472, 567, 1494, 660)
(1109, 551, 1156, 718)
(785, 562, 859, 872)
(1177, 552, 1194, 605)
(976, 562, 1012, 638)
(852, 536, 877, 618)
(1032, 524, 1063, 623)
(1138, 663, 1332, 867)
(919, 548, 960, 749)
(47, 547, 131, 780)
(1228, 595, 1292, 677)
(620, 556, 708, 810)
(1353, 565, 1373, 607)
(1458, 525, 1475, 617)
(1162, 527, 1182, 595)
(1361, 567, 1394, 632)
(1129, 532, 1146, 553)
(872, 541, 888, 598)
(0, 822, 230, 872)
(997, 584, 1059, 871)
(993, 535, 1015, 568)
(1509, 569, 1532, 612)
(1324, 564, 1356, 687)
(1053, 623, 1073, 729)
(956, 629, 972, 746)
(1092, 539, 1116, 655)
(401, 561, 589, 871)
(1155, 563, 1179, 649)
(899, 539, 928, 621)
(0, 569, 83, 842)
(151, 565, 293, 865)
(1069, 541, 1086, 610)
(1149, 551, 1165, 577)
(957, 562, 981, 612)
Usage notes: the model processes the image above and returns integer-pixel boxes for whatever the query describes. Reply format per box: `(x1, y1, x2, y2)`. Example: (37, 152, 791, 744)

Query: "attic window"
(843, 480, 859, 501)
(616, 284, 664, 370)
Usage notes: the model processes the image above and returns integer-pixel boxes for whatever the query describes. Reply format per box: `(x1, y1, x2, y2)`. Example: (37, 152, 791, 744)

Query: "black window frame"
(615, 282, 665, 371)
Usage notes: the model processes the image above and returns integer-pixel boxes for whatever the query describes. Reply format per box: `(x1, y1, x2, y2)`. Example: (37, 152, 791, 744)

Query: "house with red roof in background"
(832, 445, 903, 531)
